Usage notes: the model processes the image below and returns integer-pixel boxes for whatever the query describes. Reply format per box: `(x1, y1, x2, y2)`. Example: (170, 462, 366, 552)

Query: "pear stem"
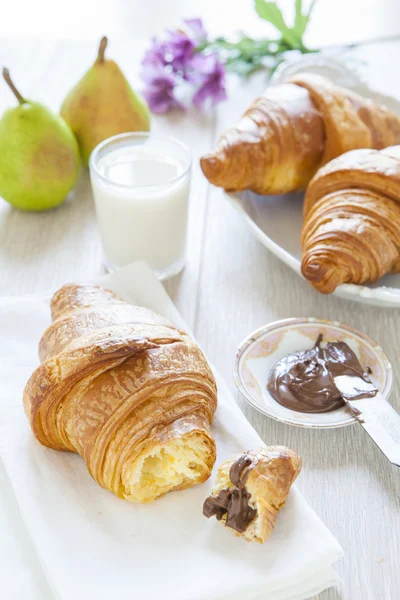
(3, 68, 25, 104)
(97, 37, 108, 63)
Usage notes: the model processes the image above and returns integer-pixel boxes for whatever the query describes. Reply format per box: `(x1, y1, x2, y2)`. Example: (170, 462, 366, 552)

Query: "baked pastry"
(301, 145, 400, 293)
(23, 283, 217, 503)
(203, 447, 301, 543)
(200, 74, 400, 195)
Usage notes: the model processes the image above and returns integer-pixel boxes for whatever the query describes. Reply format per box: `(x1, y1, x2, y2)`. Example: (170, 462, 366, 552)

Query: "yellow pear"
(61, 37, 150, 166)
(0, 69, 80, 211)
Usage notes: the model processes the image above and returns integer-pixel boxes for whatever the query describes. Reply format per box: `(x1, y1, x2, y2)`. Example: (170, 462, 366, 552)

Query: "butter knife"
(334, 375, 400, 467)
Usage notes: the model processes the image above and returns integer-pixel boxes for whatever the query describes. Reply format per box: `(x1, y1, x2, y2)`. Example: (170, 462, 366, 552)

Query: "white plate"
(224, 56, 400, 307)
(234, 318, 392, 429)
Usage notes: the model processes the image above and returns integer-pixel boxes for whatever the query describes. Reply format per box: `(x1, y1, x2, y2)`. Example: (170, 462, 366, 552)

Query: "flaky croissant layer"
(201, 74, 400, 195)
(204, 447, 301, 543)
(24, 284, 217, 502)
(301, 146, 400, 293)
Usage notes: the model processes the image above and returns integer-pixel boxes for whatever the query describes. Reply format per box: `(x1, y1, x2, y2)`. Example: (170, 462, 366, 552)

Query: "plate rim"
(233, 317, 393, 429)
(225, 190, 400, 307)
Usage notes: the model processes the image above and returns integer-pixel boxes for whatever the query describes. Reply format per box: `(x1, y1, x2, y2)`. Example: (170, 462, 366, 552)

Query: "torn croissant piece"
(200, 74, 400, 195)
(301, 146, 400, 293)
(203, 446, 301, 543)
(23, 283, 217, 503)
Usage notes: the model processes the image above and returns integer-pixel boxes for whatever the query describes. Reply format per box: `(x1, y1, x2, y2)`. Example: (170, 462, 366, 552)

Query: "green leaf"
(255, 0, 317, 50)
(254, 0, 300, 48)
(208, 35, 273, 56)
(196, 0, 319, 81)
(226, 58, 265, 77)
(294, 0, 317, 39)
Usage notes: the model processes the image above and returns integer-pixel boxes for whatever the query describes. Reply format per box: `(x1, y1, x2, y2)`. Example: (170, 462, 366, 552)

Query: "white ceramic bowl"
(234, 318, 392, 429)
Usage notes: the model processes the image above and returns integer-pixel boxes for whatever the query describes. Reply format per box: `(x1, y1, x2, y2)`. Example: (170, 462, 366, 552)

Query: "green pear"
(0, 69, 80, 212)
(61, 37, 151, 167)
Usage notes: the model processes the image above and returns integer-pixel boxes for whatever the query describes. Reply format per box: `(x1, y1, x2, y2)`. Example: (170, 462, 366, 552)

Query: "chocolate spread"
(203, 453, 257, 533)
(267, 334, 375, 413)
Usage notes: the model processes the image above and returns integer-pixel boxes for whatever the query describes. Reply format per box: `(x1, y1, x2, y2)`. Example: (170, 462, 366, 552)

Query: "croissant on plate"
(301, 145, 400, 293)
(200, 74, 400, 195)
(203, 447, 301, 543)
(23, 283, 217, 503)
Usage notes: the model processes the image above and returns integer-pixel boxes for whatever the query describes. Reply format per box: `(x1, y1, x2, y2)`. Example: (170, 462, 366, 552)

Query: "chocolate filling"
(267, 334, 375, 413)
(203, 453, 257, 533)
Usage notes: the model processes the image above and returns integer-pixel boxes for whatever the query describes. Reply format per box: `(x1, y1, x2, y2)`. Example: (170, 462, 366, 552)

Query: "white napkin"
(0, 262, 343, 600)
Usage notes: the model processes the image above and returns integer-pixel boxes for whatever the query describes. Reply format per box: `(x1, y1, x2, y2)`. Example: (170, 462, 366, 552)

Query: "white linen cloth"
(0, 262, 343, 600)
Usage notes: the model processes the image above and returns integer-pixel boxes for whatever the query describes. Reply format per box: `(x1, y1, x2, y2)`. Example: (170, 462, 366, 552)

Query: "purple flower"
(141, 63, 184, 114)
(184, 18, 207, 41)
(164, 31, 195, 71)
(141, 37, 168, 68)
(140, 18, 227, 113)
(191, 53, 227, 108)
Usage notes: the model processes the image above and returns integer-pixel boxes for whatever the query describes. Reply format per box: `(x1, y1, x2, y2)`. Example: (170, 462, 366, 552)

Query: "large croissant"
(301, 145, 400, 293)
(23, 284, 217, 502)
(201, 74, 400, 195)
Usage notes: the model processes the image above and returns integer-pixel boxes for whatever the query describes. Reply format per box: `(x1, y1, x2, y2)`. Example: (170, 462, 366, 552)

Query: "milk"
(90, 134, 191, 279)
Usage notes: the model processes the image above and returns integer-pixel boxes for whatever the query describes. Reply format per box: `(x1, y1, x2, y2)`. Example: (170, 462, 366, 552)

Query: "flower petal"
(164, 31, 195, 70)
(183, 18, 207, 41)
(192, 53, 227, 108)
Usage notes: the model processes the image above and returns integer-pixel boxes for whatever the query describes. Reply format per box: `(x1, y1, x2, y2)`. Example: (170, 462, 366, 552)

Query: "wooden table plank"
(193, 45, 400, 600)
(1, 2, 400, 596)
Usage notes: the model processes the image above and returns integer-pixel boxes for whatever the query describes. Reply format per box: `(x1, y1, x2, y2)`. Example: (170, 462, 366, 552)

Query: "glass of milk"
(89, 132, 192, 280)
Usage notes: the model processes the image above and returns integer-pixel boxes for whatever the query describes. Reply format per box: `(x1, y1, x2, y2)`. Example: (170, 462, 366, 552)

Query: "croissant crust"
(24, 284, 218, 502)
(201, 74, 400, 195)
(208, 446, 301, 543)
(301, 146, 400, 293)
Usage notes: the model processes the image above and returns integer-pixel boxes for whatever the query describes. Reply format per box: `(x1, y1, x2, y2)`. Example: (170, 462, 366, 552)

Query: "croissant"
(301, 145, 400, 293)
(201, 74, 400, 195)
(23, 283, 217, 503)
(203, 447, 301, 543)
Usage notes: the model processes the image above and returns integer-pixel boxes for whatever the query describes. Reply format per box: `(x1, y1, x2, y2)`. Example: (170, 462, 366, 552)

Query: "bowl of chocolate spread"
(234, 318, 392, 428)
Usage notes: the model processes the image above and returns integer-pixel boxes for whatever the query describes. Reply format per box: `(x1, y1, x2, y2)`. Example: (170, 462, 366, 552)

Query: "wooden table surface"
(1, 2, 400, 599)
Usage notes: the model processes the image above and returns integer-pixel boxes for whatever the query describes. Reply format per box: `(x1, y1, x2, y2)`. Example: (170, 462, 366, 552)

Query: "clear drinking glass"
(89, 132, 192, 280)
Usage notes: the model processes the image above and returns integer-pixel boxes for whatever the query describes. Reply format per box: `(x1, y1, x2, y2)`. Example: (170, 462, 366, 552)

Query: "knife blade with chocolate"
(268, 334, 400, 467)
